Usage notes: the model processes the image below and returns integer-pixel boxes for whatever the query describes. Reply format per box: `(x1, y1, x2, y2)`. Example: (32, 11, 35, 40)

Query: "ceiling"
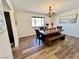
(10, 0, 79, 14)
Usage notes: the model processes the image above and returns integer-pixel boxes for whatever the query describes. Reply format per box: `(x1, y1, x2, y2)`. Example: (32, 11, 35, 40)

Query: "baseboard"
(19, 34, 35, 39)
(62, 32, 79, 38)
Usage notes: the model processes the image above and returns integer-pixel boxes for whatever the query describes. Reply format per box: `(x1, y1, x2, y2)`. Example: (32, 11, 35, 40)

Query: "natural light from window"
(32, 17, 45, 27)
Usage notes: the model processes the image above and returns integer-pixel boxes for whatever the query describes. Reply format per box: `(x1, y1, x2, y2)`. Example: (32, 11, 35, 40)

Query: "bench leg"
(60, 35, 65, 40)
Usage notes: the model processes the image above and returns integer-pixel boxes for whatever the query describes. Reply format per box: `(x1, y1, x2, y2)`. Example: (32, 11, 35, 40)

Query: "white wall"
(2, 0, 19, 46)
(53, 9, 79, 37)
(0, 0, 13, 59)
(14, 11, 53, 38)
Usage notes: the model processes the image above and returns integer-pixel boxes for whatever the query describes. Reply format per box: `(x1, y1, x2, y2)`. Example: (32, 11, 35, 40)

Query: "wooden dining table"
(40, 29, 61, 38)
(40, 29, 60, 35)
(39, 29, 63, 46)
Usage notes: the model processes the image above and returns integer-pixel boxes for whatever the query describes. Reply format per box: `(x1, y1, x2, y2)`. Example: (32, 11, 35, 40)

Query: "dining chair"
(39, 27, 44, 30)
(35, 29, 44, 45)
(57, 26, 62, 30)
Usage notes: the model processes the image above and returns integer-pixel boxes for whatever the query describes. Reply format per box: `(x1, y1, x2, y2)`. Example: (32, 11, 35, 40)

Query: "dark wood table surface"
(39, 29, 61, 41)
(40, 29, 60, 35)
(39, 29, 64, 46)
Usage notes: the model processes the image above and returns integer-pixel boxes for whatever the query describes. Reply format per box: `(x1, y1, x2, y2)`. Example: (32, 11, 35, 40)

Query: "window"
(32, 17, 45, 27)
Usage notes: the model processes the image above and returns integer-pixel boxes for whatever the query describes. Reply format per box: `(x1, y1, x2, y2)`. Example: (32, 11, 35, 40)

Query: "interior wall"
(14, 11, 53, 38)
(53, 8, 79, 37)
(2, 0, 19, 46)
(0, 0, 13, 59)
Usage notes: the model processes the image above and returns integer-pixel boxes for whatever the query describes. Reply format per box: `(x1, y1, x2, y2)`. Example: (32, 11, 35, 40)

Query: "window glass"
(32, 17, 45, 27)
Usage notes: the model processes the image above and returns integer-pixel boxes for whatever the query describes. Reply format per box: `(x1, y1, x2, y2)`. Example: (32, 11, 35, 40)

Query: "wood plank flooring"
(12, 35, 79, 59)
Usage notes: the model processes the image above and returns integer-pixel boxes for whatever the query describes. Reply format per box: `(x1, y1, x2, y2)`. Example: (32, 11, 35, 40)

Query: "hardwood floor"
(12, 35, 79, 59)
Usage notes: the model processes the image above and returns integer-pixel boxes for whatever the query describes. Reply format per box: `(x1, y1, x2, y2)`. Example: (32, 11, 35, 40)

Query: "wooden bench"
(44, 34, 65, 47)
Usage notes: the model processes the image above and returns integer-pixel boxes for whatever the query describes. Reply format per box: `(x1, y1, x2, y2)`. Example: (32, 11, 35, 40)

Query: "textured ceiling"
(10, 0, 79, 14)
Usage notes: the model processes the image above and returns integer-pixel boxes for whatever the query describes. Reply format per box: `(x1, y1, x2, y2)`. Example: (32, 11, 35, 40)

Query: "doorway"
(4, 12, 14, 46)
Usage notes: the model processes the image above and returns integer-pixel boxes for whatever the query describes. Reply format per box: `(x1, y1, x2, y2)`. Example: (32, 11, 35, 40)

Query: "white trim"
(62, 32, 79, 38)
(6, 0, 14, 10)
(18, 33, 36, 38)
(9, 11, 19, 47)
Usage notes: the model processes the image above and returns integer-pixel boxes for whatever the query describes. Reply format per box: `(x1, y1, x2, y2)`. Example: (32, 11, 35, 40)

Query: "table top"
(40, 29, 60, 35)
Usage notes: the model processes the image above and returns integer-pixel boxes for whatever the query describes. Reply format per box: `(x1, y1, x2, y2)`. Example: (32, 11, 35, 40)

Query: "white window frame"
(32, 16, 45, 27)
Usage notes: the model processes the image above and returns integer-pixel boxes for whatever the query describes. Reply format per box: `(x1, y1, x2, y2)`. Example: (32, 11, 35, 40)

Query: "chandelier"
(48, 6, 55, 17)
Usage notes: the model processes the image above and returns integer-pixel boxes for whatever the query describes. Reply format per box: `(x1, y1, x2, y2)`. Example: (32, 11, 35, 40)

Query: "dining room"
(12, 12, 79, 59)
(1, 0, 79, 59)
(11, 0, 79, 59)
